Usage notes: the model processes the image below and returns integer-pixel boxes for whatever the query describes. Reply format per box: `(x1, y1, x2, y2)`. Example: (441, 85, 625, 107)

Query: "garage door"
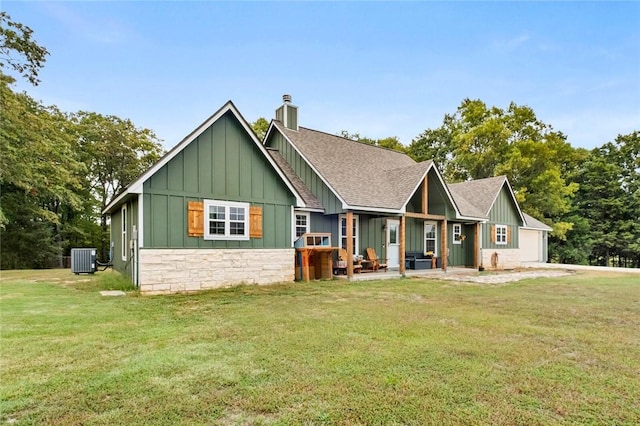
(520, 229, 540, 262)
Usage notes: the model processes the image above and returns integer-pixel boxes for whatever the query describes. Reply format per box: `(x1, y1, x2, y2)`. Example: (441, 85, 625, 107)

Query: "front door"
(386, 219, 400, 268)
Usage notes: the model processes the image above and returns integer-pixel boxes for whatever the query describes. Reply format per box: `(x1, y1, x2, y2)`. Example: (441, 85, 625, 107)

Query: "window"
(204, 200, 250, 240)
(121, 205, 127, 261)
(453, 223, 462, 244)
(294, 211, 310, 239)
(424, 221, 437, 256)
(339, 214, 359, 255)
(495, 224, 507, 245)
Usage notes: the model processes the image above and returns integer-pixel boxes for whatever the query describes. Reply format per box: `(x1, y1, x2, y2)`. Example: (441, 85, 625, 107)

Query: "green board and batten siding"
(110, 196, 138, 277)
(482, 186, 521, 249)
(268, 133, 342, 215)
(142, 111, 296, 249)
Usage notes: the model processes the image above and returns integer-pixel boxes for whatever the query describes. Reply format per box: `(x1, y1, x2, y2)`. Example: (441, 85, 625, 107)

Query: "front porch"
(333, 266, 475, 281)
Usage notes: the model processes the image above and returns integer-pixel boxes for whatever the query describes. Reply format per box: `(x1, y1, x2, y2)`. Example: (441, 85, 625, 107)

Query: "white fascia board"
(521, 223, 553, 231)
(342, 204, 404, 215)
(104, 102, 305, 214)
(276, 127, 349, 210)
(295, 207, 325, 213)
(457, 215, 488, 222)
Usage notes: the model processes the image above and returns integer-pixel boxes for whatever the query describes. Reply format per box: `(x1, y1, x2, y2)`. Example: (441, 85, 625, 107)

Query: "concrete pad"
(100, 290, 126, 297)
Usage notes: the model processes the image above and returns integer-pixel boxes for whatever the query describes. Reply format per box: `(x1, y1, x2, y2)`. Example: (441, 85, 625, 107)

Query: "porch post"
(346, 210, 354, 278)
(422, 177, 428, 215)
(474, 222, 480, 268)
(441, 219, 448, 271)
(400, 215, 406, 276)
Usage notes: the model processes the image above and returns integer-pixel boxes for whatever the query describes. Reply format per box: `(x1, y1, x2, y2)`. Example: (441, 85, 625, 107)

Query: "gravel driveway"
(435, 269, 574, 284)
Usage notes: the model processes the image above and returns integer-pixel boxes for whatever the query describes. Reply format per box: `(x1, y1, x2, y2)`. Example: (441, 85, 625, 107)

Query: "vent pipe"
(282, 94, 292, 104)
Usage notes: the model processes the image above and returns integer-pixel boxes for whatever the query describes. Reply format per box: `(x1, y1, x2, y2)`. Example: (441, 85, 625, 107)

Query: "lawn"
(1, 269, 638, 425)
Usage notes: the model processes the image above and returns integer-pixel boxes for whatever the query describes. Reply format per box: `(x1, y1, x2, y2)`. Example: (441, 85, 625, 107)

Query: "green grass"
(1, 269, 638, 425)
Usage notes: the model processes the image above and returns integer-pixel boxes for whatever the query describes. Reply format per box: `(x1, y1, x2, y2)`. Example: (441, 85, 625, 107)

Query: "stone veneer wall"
(138, 248, 295, 295)
(481, 248, 521, 270)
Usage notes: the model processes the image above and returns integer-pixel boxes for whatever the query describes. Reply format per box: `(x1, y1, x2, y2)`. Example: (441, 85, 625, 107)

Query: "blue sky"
(4, 1, 639, 150)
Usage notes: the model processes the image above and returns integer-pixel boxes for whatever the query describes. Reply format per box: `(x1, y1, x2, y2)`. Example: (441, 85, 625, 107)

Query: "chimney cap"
(282, 94, 292, 104)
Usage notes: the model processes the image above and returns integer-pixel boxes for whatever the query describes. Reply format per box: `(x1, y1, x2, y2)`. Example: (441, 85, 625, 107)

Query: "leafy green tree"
(71, 112, 164, 260)
(251, 117, 269, 141)
(339, 131, 407, 153)
(408, 99, 578, 239)
(0, 76, 85, 268)
(0, 11, 49, 85)
(572, 133, 640, 267)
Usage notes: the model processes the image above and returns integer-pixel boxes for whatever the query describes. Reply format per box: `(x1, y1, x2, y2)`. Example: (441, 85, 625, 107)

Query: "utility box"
(71, 248, 97, 274)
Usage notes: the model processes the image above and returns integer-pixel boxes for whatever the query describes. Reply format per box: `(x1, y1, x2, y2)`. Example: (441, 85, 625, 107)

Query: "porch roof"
(267, 148, 324, 211)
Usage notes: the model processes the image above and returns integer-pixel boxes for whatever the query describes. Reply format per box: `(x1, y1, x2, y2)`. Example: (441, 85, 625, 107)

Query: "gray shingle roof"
(273, 121, 424, 210)
(522, 212, 552, 231)
(267, 148, 324, 211)
(447, 176, 508, 219)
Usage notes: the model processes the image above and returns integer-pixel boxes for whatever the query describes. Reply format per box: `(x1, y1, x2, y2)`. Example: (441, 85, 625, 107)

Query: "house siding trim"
(138, 248, 294, 295)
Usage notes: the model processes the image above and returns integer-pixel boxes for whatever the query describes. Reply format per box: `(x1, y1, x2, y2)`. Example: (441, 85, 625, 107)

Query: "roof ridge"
(297, 125, 411, 157)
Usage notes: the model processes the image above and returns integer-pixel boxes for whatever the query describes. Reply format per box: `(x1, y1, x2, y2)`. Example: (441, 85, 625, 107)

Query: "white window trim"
(495, 224, 508, 245)
(121, 205, 127, 261)
(294, 211, 310, 241)
(339, 214, 359, 255)
(452, 223, 462, 245)
(203, 199, 250, 241)
(424, 221, 438, 256)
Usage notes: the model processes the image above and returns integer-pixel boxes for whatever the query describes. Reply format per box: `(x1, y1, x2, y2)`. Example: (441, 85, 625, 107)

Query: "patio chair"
(366, 247, 387, 271)
(333, 248, 362, 274)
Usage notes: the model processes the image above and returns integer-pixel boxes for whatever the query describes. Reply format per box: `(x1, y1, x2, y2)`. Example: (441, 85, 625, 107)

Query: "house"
(263, 96, 528, 275)
(103, 95, 546, 294)
(103, 101, 306, 295)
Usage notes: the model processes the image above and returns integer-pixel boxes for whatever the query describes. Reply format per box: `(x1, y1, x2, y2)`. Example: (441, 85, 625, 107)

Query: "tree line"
(336, 100, 639, 268)
(2, 13, 638, 269)
(1, 12, 163, 268)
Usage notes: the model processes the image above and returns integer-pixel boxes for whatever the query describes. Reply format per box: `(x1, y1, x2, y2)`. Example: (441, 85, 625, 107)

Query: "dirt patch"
(435, 269, 574, 285)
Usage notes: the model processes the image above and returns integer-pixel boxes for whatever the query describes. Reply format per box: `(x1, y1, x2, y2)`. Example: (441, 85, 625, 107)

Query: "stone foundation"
(481, 248, 521, 270)
(138, 248, 295, 295)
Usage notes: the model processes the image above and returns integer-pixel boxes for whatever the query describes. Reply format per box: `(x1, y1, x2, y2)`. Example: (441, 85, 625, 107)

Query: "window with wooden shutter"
(495, 224, 507, 245)
(187, 201, 204, 237)
(507, 226, 511, 244)
(250, 206, 262, 238)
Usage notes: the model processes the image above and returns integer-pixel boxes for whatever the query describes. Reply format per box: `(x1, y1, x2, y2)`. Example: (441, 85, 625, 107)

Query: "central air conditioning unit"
(71, 248, 97, 274)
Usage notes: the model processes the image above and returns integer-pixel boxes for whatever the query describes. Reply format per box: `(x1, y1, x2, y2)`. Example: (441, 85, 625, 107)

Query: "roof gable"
(104, 101, 304, 214)
(448, 176, 525, 223)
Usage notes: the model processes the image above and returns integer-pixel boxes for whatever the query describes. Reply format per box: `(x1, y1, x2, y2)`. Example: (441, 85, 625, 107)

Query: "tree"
(0, 11, 49, 85)
(0, 76, 85, 268)
(339, 131, 407, 154)
(251, 117, 269, 141)
(408, 99, 578, 237)
(571, 133, 640, 267)
(71, 112, 164, 260)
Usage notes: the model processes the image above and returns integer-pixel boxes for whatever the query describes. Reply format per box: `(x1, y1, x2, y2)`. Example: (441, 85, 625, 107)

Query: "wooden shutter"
(490, 225, 495, 244)
(250, 206, 262, 238)
(187, 201, 204, 237)
(507, 226, 512, 244)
